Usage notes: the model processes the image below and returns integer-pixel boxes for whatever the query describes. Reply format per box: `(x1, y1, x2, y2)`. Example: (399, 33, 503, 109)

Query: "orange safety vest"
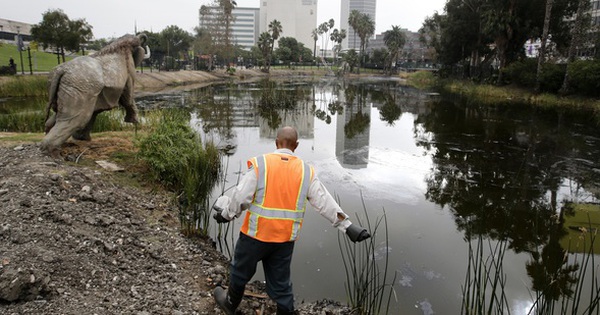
(241, 153, 314, 243)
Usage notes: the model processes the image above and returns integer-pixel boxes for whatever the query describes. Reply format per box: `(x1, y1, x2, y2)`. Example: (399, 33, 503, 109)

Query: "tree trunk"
(560, 0, 588, 95)
(535, 0, 554, 93)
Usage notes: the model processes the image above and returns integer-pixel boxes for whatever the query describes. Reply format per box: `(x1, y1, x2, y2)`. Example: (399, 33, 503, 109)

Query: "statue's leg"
(45, 113, 57, 134)
(72, 111, 100, 141)
(40, 95, 95, 157)
(121, 77, 139, 123)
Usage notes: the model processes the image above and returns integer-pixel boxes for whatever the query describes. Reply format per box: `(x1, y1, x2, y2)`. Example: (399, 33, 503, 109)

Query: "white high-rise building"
(199, 6, 260, 50)
(259, 0, 318, 49)
(340, 0, 377, 51)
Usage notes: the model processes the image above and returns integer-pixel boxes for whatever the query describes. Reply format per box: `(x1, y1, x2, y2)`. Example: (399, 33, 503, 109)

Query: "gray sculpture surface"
(41, 34, 150, 156)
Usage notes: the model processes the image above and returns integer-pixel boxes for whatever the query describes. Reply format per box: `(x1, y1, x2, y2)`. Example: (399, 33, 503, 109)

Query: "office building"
(259, 0, 317, 49)
(199, 6, 260, 50)
(340, 0, 377, 51)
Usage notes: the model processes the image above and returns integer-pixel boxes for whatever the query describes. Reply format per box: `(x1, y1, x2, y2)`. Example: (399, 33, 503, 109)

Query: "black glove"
(213, 211, 230, 224)
(346, 224, 371, 243)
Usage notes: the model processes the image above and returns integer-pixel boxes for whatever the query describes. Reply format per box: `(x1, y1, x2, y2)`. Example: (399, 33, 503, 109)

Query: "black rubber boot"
(213, 286, 241, 315)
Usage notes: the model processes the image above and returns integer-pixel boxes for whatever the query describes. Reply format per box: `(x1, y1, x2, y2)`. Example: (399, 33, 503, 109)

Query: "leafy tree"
(199, 0, 237, 69)
(160, 25, 194, 70)
(342, 49, 359, 73)
(419, 13, 444, 64)
(275, 37, 312, 64)
(560, 0, 591, 94)
(31, 9, 93, 63)
(383, 26, 406, 74)
(370, 48, 388, 67)
(424, 0, 579, 81)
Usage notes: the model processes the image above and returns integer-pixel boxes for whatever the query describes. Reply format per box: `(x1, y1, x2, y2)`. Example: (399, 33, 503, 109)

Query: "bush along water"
(136, 109, 221, 236)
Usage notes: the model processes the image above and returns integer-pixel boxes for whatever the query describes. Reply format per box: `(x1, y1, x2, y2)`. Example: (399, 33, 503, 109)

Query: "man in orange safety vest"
(212, 126, 370, 315)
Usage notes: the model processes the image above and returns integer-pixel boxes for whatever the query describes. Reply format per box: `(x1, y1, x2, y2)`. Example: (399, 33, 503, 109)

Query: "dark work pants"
(229, 232, 296, 312)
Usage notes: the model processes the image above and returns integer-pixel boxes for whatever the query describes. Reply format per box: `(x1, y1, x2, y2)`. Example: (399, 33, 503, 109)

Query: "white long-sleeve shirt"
(220, 148, 353, 232)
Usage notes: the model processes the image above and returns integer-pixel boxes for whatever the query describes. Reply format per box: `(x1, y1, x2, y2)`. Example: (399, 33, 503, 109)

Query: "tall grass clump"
(0, 75, 48, 97)
(137, 109, 221, 236)
(461, 231, 510, 315)
(0, 111, 46, 132)
(406, 70, 438, 90)
(338, 195, 397, 315)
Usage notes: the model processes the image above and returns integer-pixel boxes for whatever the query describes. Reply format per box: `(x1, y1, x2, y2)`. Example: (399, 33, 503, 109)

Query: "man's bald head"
(276, 126, 299, 151)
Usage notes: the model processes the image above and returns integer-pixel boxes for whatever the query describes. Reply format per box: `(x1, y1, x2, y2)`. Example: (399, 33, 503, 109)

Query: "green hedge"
(567, 60, 600, 97)
(503, 59, 600, 96)
(502, 59, 565, 93)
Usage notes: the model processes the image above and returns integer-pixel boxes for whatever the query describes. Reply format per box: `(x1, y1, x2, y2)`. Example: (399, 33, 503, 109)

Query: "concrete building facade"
(340, 0, 377, 51)
(199, 6, 260, 50)
(259, 0, 317, 49)
(0, 18, 32, 43)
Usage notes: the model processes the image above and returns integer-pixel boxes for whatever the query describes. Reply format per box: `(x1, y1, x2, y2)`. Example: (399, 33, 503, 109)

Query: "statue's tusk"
(144, 46, 151, 59)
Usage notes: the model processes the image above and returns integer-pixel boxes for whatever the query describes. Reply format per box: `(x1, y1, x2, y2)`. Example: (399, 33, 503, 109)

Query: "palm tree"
(330, 29, 347, 61)
(317, 22, 329, 59)
(267, 20, 282, 71)
(311, 28, 319, 60)
(257, 32, 272, 72)
(348, 10, 361, 50)
(220, 0, 237, 68)
(356, 13, 375, 69)
(383, 26, 406, 75)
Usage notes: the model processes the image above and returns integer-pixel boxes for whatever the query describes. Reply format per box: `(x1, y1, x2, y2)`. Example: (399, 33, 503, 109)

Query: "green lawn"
(0, 43, 76, 73)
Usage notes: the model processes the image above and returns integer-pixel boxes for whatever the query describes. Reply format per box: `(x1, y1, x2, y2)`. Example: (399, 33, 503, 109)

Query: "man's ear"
(292, 141, 299, 151)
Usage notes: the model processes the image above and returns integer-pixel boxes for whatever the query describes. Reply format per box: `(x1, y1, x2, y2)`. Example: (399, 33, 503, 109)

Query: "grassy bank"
(405, 71, 600, 119)
(0, 43, 74, 73)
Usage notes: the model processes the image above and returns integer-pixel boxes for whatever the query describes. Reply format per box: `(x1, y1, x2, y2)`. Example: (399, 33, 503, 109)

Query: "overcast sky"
(5, 0, 447, 39)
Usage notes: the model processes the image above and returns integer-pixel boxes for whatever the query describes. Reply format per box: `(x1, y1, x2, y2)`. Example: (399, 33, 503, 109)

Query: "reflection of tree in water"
(526, 209, 578, 310)
(192, 85, 237, 155)
(416, 101, 600, 304)
(343, 84, 370, 139)
(255, 79, 309, 131)
(370, 84, 402, 125)
(313, 100, 344, 125)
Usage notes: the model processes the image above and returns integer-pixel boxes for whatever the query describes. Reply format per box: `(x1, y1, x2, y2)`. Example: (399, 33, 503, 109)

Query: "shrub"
(502, 59, 537, 87)
(502, 59, 566, 93)
(136, 110, 221, 235)
(567, 60, 600, 97)
(538, 63, 566, 93)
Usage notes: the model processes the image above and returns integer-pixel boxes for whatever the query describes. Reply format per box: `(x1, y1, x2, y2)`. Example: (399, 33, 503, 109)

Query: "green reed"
(338, 194, 397, 315)
(0, 75, 48, 97)
(461, 231, 510, 315)
(462, 211, 600, 315)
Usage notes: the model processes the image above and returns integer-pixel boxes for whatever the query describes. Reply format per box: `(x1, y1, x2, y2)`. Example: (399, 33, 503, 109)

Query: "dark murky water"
(6, 78, 599, 314)
(137, 78, 600, 314)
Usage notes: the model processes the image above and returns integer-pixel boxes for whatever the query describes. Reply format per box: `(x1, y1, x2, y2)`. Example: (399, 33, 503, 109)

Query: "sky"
(5, 0, 447, 39)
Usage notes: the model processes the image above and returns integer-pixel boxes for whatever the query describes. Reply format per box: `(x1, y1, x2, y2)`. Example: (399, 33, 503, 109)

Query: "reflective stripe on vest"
(242, 153, 313, 242)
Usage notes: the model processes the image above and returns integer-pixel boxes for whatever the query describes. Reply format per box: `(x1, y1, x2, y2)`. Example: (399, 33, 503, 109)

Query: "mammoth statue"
(40, 33, 151, 157)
